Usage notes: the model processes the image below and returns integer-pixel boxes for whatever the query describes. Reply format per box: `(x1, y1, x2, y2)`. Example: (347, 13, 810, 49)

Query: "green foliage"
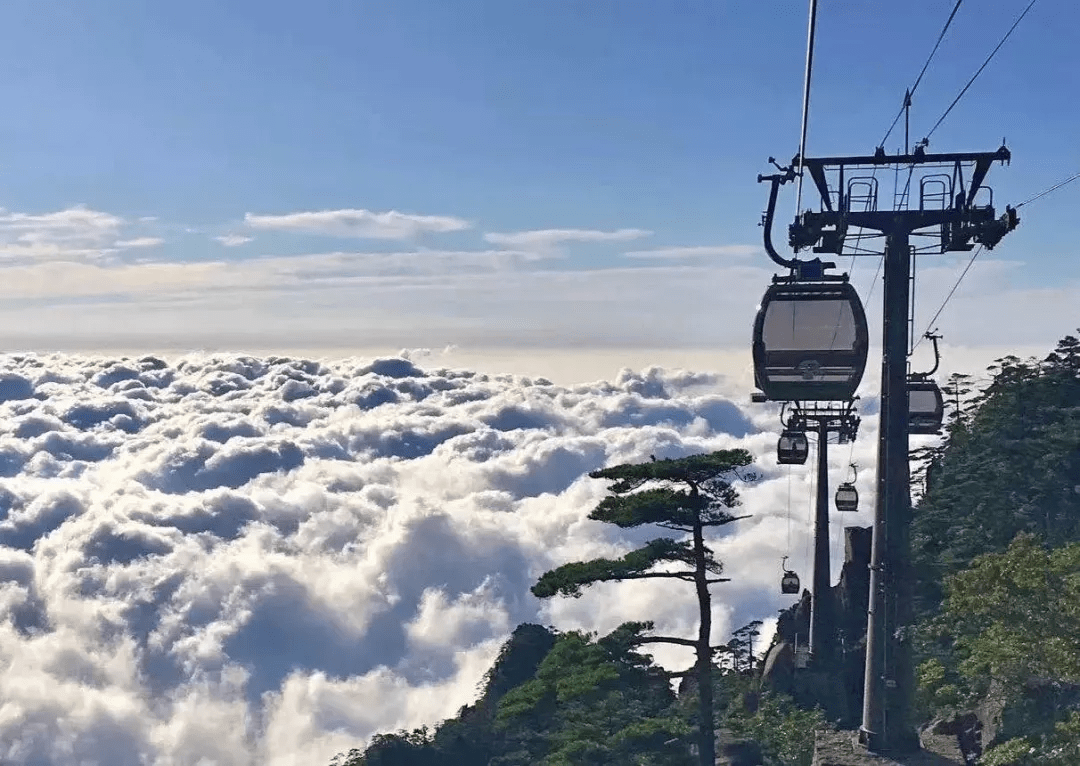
(589, 450, 754, 494)
(981, 711, 1080, 765)
(912, 332, 1080, 614)
(940, 534, 1080, 695)
(724, 692, 828, 766)
(494, 625, 694, 766)
(332, 728, 439, 766)
(531, 538, 724, 598)
(591, 488, 708, 529)
(480, 623, 558, 707)
(909, 329, 1080, 749)
(915, 533, 1080, 750)
(727, 620, 763, 674)
(914, 657, 962, 720)
(911, 334, 1080, 751)
(916, 489, 1080, 750)
(328, 451, 758, 766)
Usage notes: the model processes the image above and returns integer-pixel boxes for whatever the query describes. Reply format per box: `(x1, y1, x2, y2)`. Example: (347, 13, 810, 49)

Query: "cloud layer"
(0, 352, 886, 765)
(0, 203, 1072, 355)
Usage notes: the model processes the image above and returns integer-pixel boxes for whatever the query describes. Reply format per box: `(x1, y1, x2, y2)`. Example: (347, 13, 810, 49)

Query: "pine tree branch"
(590, 488, 706, 528)
(619, 572, 698, 581)
(660, 670, 696, 679)
(701, 514, 752, 527)
(532, 539, 705, 598)
(631, 636, 700, 648)
(656, 522, 694, 533)
(705, 578, 732, 584)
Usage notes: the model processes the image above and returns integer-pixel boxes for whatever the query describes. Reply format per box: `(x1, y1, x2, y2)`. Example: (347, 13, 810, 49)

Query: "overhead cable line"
(911, 245, 983, 353)
(795, 0, 820, 216)
(923, 0, 1039, 141)
(859, 0, 963, 319)
(880, 0, 964, 149)
(1016, 171, 1080, 208)
(912, 169, 1080, 352)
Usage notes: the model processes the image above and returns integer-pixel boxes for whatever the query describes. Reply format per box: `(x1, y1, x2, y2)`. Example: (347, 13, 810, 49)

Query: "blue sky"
(0, 0, 1076, 354)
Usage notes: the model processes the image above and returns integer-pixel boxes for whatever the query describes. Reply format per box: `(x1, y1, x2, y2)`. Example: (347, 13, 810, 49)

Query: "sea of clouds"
(0, 352, 885, 765)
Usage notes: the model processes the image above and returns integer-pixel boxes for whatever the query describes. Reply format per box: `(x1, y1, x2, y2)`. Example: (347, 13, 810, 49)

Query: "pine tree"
(531, 450, 755, 766)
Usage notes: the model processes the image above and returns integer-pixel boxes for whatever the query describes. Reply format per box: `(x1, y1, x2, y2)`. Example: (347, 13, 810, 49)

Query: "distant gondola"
(780, 557, 801, 594)
(908, 377, 945, 434)
(777, 429, 809, 465)
(835, 482, 858, 512)
(835, 463, 859, 512)
(781, 570, 800, 594)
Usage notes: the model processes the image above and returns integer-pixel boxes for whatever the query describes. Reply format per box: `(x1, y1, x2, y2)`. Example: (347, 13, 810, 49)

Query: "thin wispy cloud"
(0, 205, 124, 234)
(0, 205, 127, 262)
(624, 245, 761, 259)
(244, 208, 471, 239)
(0, 248, 543, 302)
(215, 234, 254, 247)
(115, 237, 165, 249)
(483, 227, 652, 249)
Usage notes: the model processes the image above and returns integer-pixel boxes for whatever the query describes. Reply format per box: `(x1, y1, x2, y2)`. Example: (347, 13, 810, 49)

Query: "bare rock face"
(762, 526, 872, 727)
(776, 589, 812, 649)
(760, 641, 796, 696)
(924, 713, 982, 764)
(813, 728, 965, 765)
(836, 526, 872, 648)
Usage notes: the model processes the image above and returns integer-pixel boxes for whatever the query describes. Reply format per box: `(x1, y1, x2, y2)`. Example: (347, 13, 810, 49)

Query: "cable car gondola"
(908, 377, 945, 435)
(835, 463, 859, 512)
(777, 429, 809, 465)
(780, 557, 801, 594)
(752, 271, 869, 402)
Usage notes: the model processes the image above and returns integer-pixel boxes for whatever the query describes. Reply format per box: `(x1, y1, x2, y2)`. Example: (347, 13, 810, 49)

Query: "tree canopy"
(530, 449, 753, 766)
(911, 330, 1080, 763)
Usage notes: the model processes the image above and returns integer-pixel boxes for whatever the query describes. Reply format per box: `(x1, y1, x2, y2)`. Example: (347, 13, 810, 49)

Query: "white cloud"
(244, 209, 471, 239)
(0, 205, 126, 262)
(0, 352, 862, 764)
(115, 237, 165, 249)
(483, 227, 652, 249)
(624, 245, 760, 259)
(0, 205, 123, 234)
(215, 235, 254, 247)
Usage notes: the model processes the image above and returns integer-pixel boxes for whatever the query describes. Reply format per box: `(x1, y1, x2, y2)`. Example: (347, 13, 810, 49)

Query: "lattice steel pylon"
(757, 144, 1019, 753)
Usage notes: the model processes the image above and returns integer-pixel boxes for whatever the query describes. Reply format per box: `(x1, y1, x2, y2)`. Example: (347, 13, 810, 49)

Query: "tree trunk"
(693, 516, 715, 766)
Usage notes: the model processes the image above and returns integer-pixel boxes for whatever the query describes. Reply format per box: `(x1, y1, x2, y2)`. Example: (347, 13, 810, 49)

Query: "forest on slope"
(329, 331, 1080, 766)
(912, 331, 1080, 763)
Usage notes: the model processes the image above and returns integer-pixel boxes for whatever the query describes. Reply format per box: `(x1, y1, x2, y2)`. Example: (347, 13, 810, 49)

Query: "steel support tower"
(783, 401, 860, 671)
(760, 144, 1019, 752)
